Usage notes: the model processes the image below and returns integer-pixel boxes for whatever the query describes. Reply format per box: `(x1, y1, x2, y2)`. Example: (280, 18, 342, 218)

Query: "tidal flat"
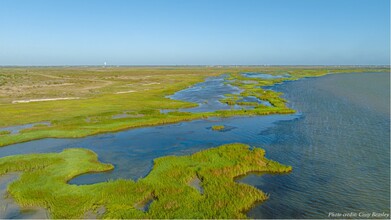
(0, 66, 389, 218)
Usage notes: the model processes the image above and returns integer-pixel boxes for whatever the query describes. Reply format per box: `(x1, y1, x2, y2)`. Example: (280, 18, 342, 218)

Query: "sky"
(0, 0, 390, 66)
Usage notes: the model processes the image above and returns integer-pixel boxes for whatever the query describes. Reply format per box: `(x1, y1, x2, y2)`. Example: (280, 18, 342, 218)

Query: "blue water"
(168, 74, 248, 112)
(237, 95, 272, 107)
(0, 114, 297, 183)
(0, 122, 51, 134)
(0, 72, 389, 218)
(241, 72, 290, 79)
(240, 72, 390, 218)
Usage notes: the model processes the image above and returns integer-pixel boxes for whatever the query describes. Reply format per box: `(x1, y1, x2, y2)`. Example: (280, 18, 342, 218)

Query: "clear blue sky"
(0, 0, 389, 65)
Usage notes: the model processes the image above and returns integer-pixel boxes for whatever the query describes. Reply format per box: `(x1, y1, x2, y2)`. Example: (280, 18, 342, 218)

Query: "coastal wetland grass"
(211, 125, 225, 131)
(0, 66, 387, 147)
(0, 143, 292, 219)
(0, 66, 389, 218)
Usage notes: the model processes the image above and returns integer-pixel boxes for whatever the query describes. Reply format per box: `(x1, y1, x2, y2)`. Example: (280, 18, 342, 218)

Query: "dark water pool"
(0, 72, 389, 218)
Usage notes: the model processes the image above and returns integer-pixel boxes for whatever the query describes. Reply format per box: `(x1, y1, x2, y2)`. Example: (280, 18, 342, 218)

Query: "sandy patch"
(115, 90, 136, 94)
(142, 82, 160, 86)
(12, 97, 80, 104)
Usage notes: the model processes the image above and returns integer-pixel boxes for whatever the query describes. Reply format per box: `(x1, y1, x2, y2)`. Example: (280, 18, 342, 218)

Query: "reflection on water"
(168, 75, 248, 112)
(237, 96, 272, 107)
(0, 122, 51, 134)
(0, 72, 389, 218)
(0, 114, 297, 184)
(240, 72, 390, 218)
(241, 72, 290, 79)
(0, 173, 48, 219)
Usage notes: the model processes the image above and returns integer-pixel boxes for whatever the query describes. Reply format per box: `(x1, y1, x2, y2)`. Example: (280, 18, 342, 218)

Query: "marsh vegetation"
(0, 66, 388, 218)
(0, 143, 291, 218)
(212, 125, 225, 131)
(0, 66, 386, 147)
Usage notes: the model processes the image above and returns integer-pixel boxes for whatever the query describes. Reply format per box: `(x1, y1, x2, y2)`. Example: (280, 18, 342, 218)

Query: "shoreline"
(0, 68, 388, 147)
(0, 143, 292, 218)
(1, 69, 390, 218)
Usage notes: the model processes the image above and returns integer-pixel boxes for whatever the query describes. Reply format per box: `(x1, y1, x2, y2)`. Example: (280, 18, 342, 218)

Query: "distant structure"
(104, 62, 107, 67)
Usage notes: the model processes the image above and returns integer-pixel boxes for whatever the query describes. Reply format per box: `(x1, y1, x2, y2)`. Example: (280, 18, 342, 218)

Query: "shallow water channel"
(168, 74, 253, 112)
(0, 72, 389, 218)
(0, 121, 51, 134)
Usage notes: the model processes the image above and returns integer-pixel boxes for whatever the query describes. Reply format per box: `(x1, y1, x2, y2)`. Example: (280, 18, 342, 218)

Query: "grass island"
(0, 66, 389, 218)
(0, 143, 291, 218)
(0, 66, 387, 147)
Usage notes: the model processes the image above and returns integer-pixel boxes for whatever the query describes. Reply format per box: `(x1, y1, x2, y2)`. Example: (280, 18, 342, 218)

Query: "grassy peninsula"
(0, 66, 387, 147)
(0, 66, 389, 218)
(0, 143, 291, 219)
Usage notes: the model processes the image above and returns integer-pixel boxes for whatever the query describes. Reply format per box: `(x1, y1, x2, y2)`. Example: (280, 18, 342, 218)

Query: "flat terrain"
(0, 143, 291, 218)
(0, 66, 389, 219)
(0, 66, 388, 147)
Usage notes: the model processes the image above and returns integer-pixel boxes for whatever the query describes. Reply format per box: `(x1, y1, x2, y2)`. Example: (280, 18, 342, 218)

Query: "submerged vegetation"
(0, 66, 388, 147)
(0, 143, 291, 219)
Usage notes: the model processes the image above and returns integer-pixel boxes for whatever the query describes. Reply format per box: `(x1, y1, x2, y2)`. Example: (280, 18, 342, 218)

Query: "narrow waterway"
(0, 72, 389, 218)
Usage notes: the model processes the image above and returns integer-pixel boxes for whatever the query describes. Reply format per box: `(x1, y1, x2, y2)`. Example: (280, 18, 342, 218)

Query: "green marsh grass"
(0, 66, 388, 147)
(211, 125, 225, 131)
(0, 143, 292, 219)
(0, 131, 11, 136)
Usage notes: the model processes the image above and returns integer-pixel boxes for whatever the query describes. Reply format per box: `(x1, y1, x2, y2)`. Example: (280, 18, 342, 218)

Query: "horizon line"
(0, 64, 390, 68)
